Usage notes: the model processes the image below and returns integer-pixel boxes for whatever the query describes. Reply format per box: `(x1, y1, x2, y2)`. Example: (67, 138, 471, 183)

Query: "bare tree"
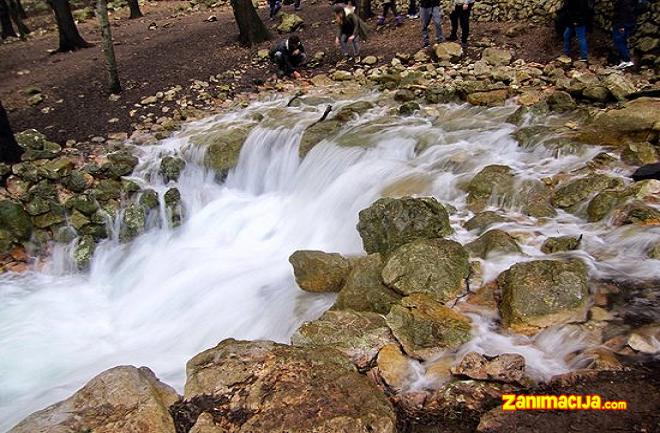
(127, 0, 142, 19)
(7, 0, 29, 38)
(229, 0, 270, 47)
(0, 0, 17, 39)
(48, 0, 92, 52)
(96, 0, 121, 93)
(0, 100, 23, 165)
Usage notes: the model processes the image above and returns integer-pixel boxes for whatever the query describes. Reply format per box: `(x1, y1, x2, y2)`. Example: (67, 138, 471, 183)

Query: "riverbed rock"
(160, 155, 186, 182)
(182, 339, 396, 433)
(382, 239, 469, 303)
(587, 190, 624, 221)
(164, 187, 183, 226)
(467, 89, 509, 107)
(621, 141, 658, 165)
(289, 250, 351, 293)
(333, 254, 402, 314)
(481, 47, 512, 66)
(602, 73, 636, 102)
(385, 293, 472, 360)
(552, 174, 624, 209)
(580, 97, 660, 147)
(0, 199, 32, 250)
(15, 129, 62, 160)
(119, 204, 146, 242)
(9, 366, 179, 433)
(291, 309, 395, 369)
(497, 259, 589, 333)
(451, 352, 526, 384)
(375, 343, 414, 392)
(195, 125, 252, 178)
(464, 211, 508, 233)
(541, 235, 582, 254)
(465, 229, 522, 259)
(547, 90, 576, 112)
(357, 196, 452, 256)
(612, 201, 660, 226)
(433, 42, 463, 62)
(466, 165, 514, 212)
(105, 150, 139, 178)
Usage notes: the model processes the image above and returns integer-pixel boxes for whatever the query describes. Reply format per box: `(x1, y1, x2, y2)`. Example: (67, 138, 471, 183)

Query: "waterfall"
(1, 95, 658, 431)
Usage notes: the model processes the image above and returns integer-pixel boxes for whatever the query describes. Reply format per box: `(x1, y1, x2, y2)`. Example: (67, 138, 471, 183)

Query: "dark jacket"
(564, 0, 591, 27)
(269, 39, 306, 75)
(612, 0, 638, 26)
(420, 0, 440, 8)
(337, 12, 368, 41)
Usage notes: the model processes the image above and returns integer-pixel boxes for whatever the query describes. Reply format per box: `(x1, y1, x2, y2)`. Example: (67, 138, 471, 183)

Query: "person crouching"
(334, 4, 368, 59)
(269, 35, 307, 79)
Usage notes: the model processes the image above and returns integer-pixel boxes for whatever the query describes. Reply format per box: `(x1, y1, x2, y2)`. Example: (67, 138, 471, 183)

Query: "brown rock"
(288, 250, 351, 293)
(451, 352, 526, 384)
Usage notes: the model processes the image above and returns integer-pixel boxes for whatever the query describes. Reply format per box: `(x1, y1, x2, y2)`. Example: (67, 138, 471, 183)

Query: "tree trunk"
(96, 0, 121, 93)
(229, 0, 270, 47)
(0, 101, 23, 165)
(358, 0, 373, 19)
(7, 0, 29, 37)
(0, 0, 17, 39)
(126, 0, 142, 19)
(48, 0, 92, 52)
(15, 0, 25, 18)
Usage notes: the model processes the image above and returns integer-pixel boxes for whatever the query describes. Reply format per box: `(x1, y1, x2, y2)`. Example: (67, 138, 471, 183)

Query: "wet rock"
(394, 89, 416, 102)
(164, 187, 183, 227)
(385, 293, 472, 360)
(552, 174, 624, 209)
(92, 179, 122, 201)
(160, 155, 186, 182)
(481, 47, 512, 66)
(399, 101, 420, 115)
(333, 254, 402, 314)
(465, 229, 521, 259)
(106, 150, 139, 178)
(621, 141, 658, 165)
(277, 13, 303, 33)
(541, 235, 582, 254)
(72, 235, 96, 269)
(0, 200, 32, 244)
(382, 239, 469, 303)
(612, 201, 660, 226)
(357, 196, 452, 256)
(451, 352, 526, 384)
(39, 157, 74, 180)
(587, 190, 624, 221)
(433, 42, 463, 62)
(467, 89, 508, 107)
(291, 309, 395, 369)
(582, 97, 660, 146)
(515, 179, 557, 218)
(119, 204, 146, 242)
(375, 343, 414, 392)
(288, 250, 351, 293)
(9, 366, 179, 433)
(547, 90, 576, 112)
(498, 259, 589, 333)
(182, 339, 396, 433)
(140, 189, 160, 210)
(464, 211, 508, 233)
(334, 101, 375, 122)
(66, 194, 100, 216)
(466, 165, 514, 212)
(194, 125, 252, 177)
(299, 119, 342, 156)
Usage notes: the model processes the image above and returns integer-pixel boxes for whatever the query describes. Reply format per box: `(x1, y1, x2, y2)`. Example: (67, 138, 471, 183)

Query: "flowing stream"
(1, 93, 658, 431)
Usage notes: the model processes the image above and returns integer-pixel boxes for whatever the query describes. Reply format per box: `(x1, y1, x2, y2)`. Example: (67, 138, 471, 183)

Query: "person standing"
(420, 0, 444, 48)
(561, 0, 591, 61)
(407, 0, 419, 19)
(334, 4, 368, 58)
(448, 0, 475, 48)
(612, 0, 638, 68)
(377, 0, 403, 26)
(269, 0, 282, 19)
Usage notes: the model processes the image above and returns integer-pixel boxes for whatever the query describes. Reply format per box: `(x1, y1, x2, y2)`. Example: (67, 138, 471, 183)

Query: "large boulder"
(289, 250, 351, 293)
(481, 47, 512, 66)
(357, 196, 452, 256)
(465, 229, 522, 259)
(602, 73, 636, 102)
(385, 294, 472, 360)
(291, 309, 396, 369)
(552, 174, 624, 209)
(182, 339, 396, 433)
(9, 366, 179, 433)
(381, 239, 470, 303)
(466, 165, 515, 212)
(497, 259, 589, 333)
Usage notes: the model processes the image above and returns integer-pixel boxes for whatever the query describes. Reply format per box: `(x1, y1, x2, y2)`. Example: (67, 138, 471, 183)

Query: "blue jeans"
(612, 24, 634, 62)
(563, 25, 588, 60)
(421, 6, 443, 46)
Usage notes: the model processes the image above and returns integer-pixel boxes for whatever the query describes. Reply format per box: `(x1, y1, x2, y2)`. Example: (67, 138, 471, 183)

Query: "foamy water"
(1, 94, 658, 431)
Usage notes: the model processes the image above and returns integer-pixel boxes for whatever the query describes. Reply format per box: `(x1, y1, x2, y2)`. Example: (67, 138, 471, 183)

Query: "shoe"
(407, 13, 419, 19)
(376, 16, 385, 26)
(395, 15, 403, 26)
(423, 42, 430, 48)
(616, 61, 634, 69)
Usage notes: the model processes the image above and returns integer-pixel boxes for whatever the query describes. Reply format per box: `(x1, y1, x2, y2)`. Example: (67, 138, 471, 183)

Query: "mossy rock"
(289, 250, 351, 293)
(465, 229, 522, 259)
(119, 204, 146, 242)
(385, 293, 472, 360)
(612, 201, 660, 226)
(552, 174, 625, 209)
(357, 196, 452, 256)
(466, 165, 515, 212)
(382, 239, 469, 303)
(192, 124, 253, 178)
(587, 190, 625, 222)
(463, 211, 508, 233)
(105, 150, 139, 178)
(541, 235, 582, 254)
(298, 119, 342, 157)
(497, 259, 589, 333)
(160, 156, 186, 182)
(0, 200, 32, 251)
(73, 235, 96, 270)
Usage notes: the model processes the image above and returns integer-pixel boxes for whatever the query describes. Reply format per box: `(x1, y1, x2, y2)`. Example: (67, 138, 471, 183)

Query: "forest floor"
(0, 0, 616, 143)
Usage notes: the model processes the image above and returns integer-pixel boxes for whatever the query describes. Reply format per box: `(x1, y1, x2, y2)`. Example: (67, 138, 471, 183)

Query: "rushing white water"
(1, 93, 658, 431)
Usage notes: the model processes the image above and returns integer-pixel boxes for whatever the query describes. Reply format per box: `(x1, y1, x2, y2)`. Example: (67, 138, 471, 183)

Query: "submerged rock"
(289, 250, 351, 293)
(451, 352, 526, 384)
(465, 229, 522, 259)
(385, 293, 472, 360)
(291, 309, 395, 369)
(182, 339, 396, 433)
(382, 239, 470, 303)
(9, 366, 179, 433)
(541, 235, 582, 254)
(357, 196, 452, 256)
(498, 259, 589, 333)
(195, 125, 253, 178)
(333, 254, 402, 314)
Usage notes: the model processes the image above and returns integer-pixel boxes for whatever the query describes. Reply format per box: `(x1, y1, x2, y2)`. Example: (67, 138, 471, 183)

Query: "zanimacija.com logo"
(502, 394, 628, 411)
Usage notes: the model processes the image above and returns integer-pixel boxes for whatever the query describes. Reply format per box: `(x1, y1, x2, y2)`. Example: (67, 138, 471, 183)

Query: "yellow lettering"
(502, 394, 516, 411)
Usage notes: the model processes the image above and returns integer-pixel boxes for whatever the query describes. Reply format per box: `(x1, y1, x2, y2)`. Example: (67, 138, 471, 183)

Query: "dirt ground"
(0, 0, 615, 144)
